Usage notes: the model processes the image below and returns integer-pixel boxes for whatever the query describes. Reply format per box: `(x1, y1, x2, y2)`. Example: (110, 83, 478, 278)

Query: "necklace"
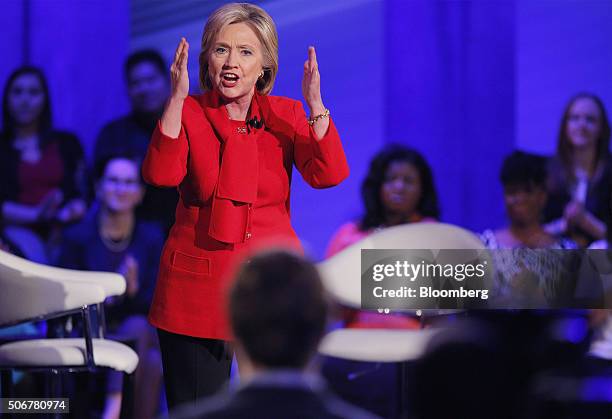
(100, 232, 132, 252)
(98, 213, 134, 252)
(14, 136, 41, 163)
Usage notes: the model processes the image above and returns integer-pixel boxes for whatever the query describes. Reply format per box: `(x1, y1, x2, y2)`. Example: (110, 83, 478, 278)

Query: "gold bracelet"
(308, 108, 330, 126)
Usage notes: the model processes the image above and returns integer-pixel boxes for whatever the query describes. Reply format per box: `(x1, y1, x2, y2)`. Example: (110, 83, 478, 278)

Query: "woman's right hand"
(170, 37, 189, 101)
(161, 38, 189, 138)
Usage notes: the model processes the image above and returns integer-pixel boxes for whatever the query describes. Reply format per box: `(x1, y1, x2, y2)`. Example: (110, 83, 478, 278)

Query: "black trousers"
(157, 328, 233, 412)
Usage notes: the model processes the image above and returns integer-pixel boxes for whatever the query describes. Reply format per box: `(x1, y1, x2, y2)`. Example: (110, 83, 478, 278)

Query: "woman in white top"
(482, 151, 576, 306)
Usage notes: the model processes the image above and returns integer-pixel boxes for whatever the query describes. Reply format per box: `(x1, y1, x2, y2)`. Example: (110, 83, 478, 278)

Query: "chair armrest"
(0, 272, 106, 327)
(0, 249, 126, 298)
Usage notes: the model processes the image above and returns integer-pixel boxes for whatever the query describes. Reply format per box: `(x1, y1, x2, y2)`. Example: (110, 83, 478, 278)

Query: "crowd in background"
(1, 51, 611, 418)
(0, 54, 175, 419)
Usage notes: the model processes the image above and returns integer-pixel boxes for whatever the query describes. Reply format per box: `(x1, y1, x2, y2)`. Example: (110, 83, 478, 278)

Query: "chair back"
(0, 249, 125, 327)
(318, 223, 488, 307)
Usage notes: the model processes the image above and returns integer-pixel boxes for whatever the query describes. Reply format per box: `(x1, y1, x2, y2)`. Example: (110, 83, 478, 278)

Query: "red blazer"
(142, 93, 349, 339)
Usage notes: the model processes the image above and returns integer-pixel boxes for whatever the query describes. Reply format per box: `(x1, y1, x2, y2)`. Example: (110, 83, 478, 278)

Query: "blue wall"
(1, 0, 130, 159)
(128, 0, 386, 259)
(516, 0, 612, 154)
(386, 0, 515, 233)
(269, 0, 386, 258)
(2, 0, 611, 260)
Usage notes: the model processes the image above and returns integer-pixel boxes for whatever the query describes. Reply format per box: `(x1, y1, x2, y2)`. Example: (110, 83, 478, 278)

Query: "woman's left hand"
(564, 201, 588, 228)
(564, 201, 607, 240)
(302, 46, 325, 114)
(302, 46, 329, 140)
(56, 199, 87, 223)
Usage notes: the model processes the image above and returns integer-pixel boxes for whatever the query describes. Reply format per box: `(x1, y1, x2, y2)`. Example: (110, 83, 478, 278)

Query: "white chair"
(0, 248, 138, 405)
(319, 328, 439, 363)
(590, 314, 612, 360)
(318, 222, 489, 308)
(316, 223, 490, 416)
(318, 327, 441, 418)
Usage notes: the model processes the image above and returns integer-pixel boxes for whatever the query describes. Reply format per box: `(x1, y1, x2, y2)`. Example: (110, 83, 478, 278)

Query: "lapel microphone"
(246, 115, 264, 130)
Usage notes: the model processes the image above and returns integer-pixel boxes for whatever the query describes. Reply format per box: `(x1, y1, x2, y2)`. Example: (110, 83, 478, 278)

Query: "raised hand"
(170, 37, 190, 101)
(56, 199, 86, 223)
(161, 38, 190, 137)
(302, 46, 325, 114)
(119, 255, 139, 297)
(564, 201, 585, 227)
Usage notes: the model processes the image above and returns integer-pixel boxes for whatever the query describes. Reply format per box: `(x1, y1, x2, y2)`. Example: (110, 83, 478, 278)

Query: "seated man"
(92, 49, 178, 236)
(172, 250, 379, 419)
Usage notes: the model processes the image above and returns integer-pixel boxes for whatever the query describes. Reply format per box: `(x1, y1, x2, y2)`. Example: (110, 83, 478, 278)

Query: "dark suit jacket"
(170, 379, 380, 419)
(544, 155, 612, 246)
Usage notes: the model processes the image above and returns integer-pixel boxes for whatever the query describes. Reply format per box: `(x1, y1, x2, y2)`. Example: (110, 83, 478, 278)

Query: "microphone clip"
(246, 115, 264, 130)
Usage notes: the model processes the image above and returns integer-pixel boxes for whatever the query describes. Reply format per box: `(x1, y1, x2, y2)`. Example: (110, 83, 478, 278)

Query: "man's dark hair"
(500, 151, 548, 190)
(124, 49, 166, 80)
(229, 250, 329, 369)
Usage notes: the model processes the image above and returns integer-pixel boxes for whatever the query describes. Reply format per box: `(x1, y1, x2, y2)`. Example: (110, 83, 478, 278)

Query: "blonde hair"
(199, 3, 278, 95)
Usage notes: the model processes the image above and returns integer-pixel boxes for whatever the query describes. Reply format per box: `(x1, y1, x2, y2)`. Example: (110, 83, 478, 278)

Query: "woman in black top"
(0, 66, 86, 262)
(544, 93, 612, 248)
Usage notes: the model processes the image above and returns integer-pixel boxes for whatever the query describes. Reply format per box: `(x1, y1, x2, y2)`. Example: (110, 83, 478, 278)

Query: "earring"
(259, 71, 264, 79)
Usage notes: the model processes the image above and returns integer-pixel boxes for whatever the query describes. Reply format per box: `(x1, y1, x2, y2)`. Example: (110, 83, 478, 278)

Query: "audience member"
(412, 322, 517, 419)
(327, 144, 439, 257)
(93, 50, 178, 234)
(322, 145, 441, 416)
(57, 155, 164, 419)
(586, 193, 612, 312)
(586, 194, 612, 363)
(411, 314, 544, 419)
(482, 151, 575, 250)
(544, 93, 612, 248)
(588, 309, 612, 361)
(171, 250, 379, 419)
(482, 151, 577, 306)
(326, 144, 438, 328)
(0, 66, 86, 263)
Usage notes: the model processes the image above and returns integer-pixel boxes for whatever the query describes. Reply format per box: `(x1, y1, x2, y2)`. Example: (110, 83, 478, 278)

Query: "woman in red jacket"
(141, 3, 349, 410)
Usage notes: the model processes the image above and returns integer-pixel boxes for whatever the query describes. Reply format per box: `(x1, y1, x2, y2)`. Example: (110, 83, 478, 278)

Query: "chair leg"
(1, 369, 13, 397)
(397, 361, 409, 419)
(119, 372, 135, 419)
(49, 370, 62, 398)
(1, 371, 15, 419)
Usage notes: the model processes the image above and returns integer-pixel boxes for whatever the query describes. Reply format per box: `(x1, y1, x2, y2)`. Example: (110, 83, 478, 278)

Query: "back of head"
(229, 250, 328, 369)
(412, 321, 520, 419)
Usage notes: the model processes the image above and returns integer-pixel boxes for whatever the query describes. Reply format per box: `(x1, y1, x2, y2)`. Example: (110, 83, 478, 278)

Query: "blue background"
(1, 0, 611, 260)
